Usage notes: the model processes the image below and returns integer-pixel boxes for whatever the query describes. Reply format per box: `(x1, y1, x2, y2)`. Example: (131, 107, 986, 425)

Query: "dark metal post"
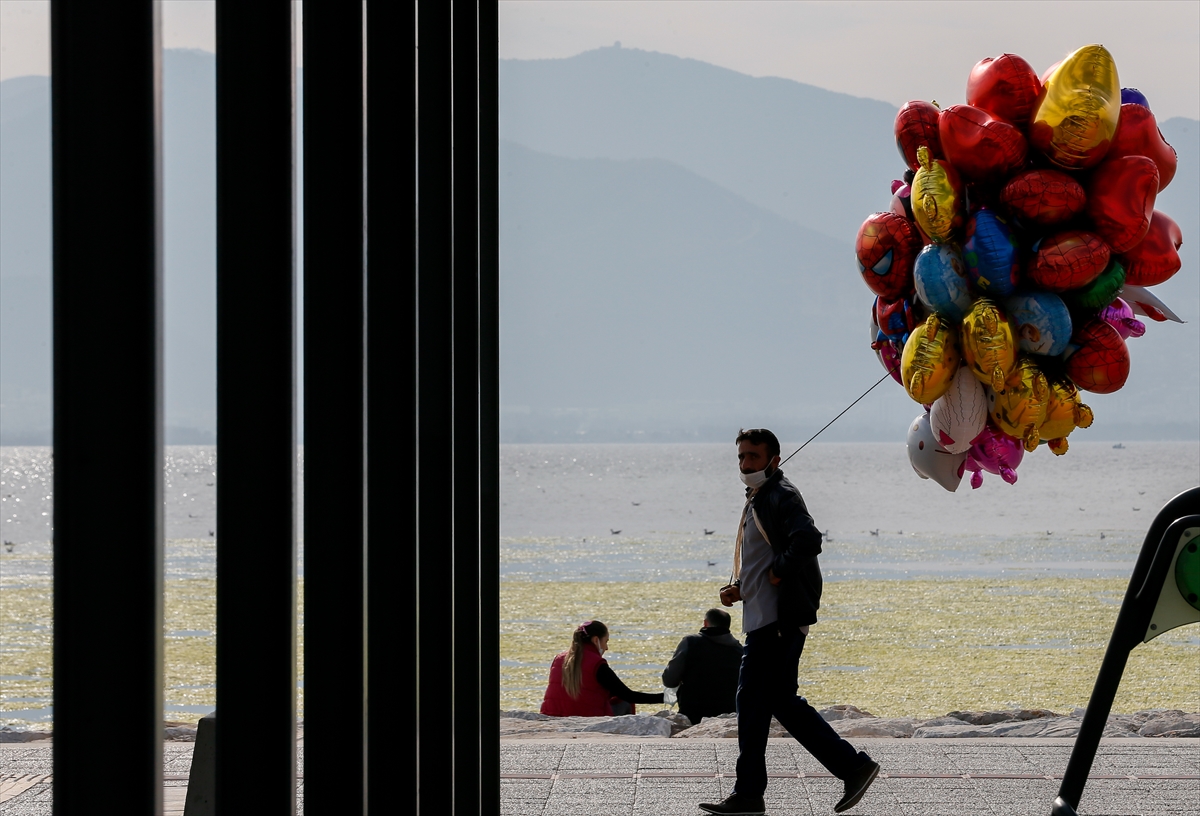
(1051, 488, 1200, 815)
(214, 2, 298, 812)
(303, 2, 368, 811)
(415, 2, 454, 807)
(50, 2, 163, 813)
(365, 4, 417, 813)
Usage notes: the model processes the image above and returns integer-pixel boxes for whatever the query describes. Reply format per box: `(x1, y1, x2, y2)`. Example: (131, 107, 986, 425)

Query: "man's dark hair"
(704, 608, 732, 629)
(735, 428, 780, 458)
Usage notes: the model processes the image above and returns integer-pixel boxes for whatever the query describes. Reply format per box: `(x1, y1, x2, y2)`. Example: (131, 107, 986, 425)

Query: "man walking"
(699, 429, 879, 815)
(661, 608, 743, 725)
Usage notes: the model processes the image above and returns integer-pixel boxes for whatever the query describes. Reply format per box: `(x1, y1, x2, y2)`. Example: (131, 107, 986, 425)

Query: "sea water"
(2, 441, 1198, 725)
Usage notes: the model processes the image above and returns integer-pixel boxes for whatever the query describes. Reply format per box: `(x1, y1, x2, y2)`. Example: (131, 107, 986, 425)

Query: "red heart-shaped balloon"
(1108, 103, 1178, 191)
(1121, 210, 1183, 286)
(1065, 319, 1130, 394)
(966, 54, 1042, 127)
(856, 212, 922, 300)
(938, 105, 1028, 182)
(1085, 156, 1159, 253)
(998, 168, 1086, 226)
(1026, 230, 1110, 292)
(895, 101, 942, 173)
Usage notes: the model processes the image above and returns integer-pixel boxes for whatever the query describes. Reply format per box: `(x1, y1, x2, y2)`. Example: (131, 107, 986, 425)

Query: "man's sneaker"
(834, 758, 880, 813)
(698, 792, 767, 815)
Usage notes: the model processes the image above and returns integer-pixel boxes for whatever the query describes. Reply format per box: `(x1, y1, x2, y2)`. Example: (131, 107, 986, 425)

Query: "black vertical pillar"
(478, 4, 502, 812)
(214, 2, 297, 812)
(415, 2, 454, 807)
(50, 2, 163, 813)
(304, 2, 368, 811)
(366, 4, 417, 813)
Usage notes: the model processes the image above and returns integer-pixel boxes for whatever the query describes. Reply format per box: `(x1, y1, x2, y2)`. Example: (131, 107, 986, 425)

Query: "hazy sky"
(4, 1, 1197, 121)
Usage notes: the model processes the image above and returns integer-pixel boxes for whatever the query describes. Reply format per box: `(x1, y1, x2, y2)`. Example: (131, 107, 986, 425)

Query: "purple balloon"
(1121, 87, 1151, 109)
(1098, 297, 1146, 340)
(961, 425, 1023, 488)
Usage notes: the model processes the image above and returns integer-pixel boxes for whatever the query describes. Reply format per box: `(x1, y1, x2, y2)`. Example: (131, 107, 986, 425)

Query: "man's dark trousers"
(733, 623, 870, 797)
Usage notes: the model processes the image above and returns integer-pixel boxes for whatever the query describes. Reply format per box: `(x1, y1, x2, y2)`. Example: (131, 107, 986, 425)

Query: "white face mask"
(740, 467, 771, 489)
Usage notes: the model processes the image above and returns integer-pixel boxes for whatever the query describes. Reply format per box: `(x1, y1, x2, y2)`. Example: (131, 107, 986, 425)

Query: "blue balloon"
(1121, 87, 1151, 109)
(1006, 291, 1073, 356)
(963, 209, 1020, 298)
(913, 244, 973, 322)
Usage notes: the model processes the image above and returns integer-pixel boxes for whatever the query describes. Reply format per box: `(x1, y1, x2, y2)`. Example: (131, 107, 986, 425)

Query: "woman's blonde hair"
(562, 620, 608, 699)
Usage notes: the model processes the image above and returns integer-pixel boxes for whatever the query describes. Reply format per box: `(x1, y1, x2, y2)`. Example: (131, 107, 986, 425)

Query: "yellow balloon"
(990, 357, 1050, 452)
(902, 314, 961, 404)
(961, 298, 1017, 391)
(1040, 377, 1095, 455)
(911, 146, 965, 243)
(1030, 44, 1120, 170)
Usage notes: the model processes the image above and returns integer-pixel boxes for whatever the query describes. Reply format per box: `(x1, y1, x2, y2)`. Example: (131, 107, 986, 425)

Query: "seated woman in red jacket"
(540, 620, 665, 717)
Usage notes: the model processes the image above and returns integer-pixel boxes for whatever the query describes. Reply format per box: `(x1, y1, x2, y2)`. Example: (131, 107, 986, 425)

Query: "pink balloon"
(960, 425, 1024, 488)
(1098, 297, 1146, 340)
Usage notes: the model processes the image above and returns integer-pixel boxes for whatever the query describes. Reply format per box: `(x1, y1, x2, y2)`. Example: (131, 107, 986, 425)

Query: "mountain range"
(2, 45, 1197, 444)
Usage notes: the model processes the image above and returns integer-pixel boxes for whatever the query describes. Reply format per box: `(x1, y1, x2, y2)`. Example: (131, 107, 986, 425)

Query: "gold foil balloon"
(961, 298, 1017, 391)
(989, 356, 1049, 452)
(1029, 44, 1120, 170)
(1040, 377, 1094, 455)
(901, 314, 961, 404)
(911, 145, 965, 243)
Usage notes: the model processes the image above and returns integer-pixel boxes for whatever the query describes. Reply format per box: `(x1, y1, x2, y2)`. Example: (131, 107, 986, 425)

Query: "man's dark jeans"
(733, 623, 870, 797)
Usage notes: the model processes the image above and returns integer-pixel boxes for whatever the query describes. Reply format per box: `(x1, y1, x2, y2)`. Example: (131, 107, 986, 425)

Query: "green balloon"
(1066, 258, 1126, 311)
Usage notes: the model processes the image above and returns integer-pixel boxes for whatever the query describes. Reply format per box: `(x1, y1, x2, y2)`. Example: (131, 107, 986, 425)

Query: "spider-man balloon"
(856, 212, 921, 300)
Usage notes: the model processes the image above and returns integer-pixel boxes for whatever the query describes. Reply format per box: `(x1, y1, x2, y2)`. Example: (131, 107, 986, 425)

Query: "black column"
(365, 4, 417, 813)
(303, 2, 368, 811)
(415, 2, 454, 807)
(50, 2, 163, 813)
(214, 2, 297, 812)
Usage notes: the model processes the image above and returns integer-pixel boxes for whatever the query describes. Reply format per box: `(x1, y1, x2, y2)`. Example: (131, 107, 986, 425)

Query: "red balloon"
(1026, 230, 1110, 292)
(966, 54, 1042, 127)
(1086, 156, 1159, 253)
(895, 101, 942, 173)
(938, 105, 1028, 182)
(999, 168, 1086, 226)
(1065, 319, 1130, 394)
(1108, 103, 1178, 191)
(1121, 210, 1183, 286)
(856, 212, 922, 300)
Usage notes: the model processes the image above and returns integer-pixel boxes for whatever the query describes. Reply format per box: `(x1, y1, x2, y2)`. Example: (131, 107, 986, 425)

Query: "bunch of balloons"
(856, 45, 1185, 491)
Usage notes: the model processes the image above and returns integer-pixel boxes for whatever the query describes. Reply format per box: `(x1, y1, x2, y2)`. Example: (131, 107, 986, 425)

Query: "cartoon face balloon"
(913, 243, 973, 322)
(1109, 103, 1178, 191)
(873, 296, 918, 348)
(856, 212, 922, 300)
(1064, 319, 1131, 394)
(869, 311, 904, 384)
(963, 209, 1021, 297)
(895, 100, 943, 172)
(998, 168, 1086, 227)
(938, 104, 1028, 182)
(961, 298, 1017, 391)
(911, 146, 965, 244)
(1086, 155, 1159, 254)
(1006, 291, 1072, 356)
(988, 356, 1049, 452)
(901, 314, 962, 404)
(1026, 230, 1110, 293)
(1029, 44, 1121, 170)
(907, 411, 967, 492)
(930, 367, 988, 454)
(1040, 377, 1094, 455)
(967, 54, 1042, 127)
(1121, 210, 1183, 287)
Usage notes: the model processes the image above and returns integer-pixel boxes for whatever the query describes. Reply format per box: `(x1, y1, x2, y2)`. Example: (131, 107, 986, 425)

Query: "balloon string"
(779, 364, 899, 468)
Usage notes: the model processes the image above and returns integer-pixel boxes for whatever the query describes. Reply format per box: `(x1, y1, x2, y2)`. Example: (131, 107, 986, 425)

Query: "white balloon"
(906, 412, 966, 492)
(929, 368, 988, 454)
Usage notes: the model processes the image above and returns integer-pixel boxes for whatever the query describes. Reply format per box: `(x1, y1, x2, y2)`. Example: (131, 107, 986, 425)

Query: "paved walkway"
(1, 737, 1195, 814)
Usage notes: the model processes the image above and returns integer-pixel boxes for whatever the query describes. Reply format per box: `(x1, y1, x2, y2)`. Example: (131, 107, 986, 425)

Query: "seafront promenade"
(1, 735, 1196, 815)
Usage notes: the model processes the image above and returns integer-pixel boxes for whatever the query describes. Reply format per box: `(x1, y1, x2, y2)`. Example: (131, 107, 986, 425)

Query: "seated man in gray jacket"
(661, 608, 743, 725)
